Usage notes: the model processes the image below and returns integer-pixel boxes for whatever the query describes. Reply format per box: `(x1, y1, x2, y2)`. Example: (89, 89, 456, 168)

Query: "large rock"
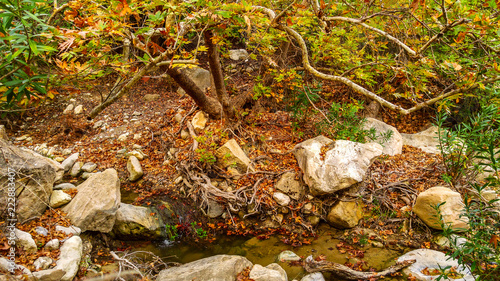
(156, 255, 252, 281)
(293, 136, 383, 195)
(177, 67, 212, 95)
(0, 139, 63, 221)
(113, 203, 164, 240)
(275, 172, 304, 200)
(401, 126, 440, 154)
(413, 186, 468, 231)
(54, 236, 82, 281)
(62, 169, 121, 233)
(326, 201, 363, 229)
(249, 263, 287, 281)
(215, 139, 254, 173)
(363, 118, 402, 156)
(397, 249, 474, 281)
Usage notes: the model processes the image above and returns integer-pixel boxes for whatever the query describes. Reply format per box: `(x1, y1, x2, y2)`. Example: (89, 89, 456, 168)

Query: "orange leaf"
(490, 235, 500, 248)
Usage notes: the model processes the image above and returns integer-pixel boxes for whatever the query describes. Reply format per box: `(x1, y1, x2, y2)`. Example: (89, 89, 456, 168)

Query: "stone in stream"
(249, 263, 287, 281)
(326, 200, 363, 229)
(156, 255, 252, 281)
(112, 203, 164, 240)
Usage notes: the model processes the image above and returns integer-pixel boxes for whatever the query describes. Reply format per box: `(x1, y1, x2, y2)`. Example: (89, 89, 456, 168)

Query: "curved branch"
(47, 3, 69, 25)
(324, 16, 417, 57)
(417, 18, 468, 55)
(303, 255, 416, 280)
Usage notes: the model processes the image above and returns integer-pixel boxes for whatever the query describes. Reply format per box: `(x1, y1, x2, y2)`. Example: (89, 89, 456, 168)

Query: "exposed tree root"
(303, 255, 415, 280)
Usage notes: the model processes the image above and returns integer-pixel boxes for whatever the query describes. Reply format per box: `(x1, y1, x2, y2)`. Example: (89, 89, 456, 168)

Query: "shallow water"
(130, 224, 407, 280)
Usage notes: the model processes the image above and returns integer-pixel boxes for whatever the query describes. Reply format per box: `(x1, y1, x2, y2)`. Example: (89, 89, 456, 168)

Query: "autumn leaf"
(490, 235, 500, 248)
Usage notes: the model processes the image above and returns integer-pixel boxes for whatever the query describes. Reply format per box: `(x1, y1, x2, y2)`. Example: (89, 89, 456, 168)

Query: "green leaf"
(28, 39, 39, 55)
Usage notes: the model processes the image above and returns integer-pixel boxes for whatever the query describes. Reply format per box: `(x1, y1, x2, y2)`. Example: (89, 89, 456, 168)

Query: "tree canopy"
(1, 0, 499, 119)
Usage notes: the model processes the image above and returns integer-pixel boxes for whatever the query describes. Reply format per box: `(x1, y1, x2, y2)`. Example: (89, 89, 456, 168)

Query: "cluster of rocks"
(62, 99, 84, 115)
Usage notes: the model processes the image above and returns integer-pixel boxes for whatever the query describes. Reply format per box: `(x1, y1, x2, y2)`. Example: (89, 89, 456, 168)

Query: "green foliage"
(436, 101, 500, 280)
(436, 103, 500, 187)
(0, 0, 57, 111)
(190, 222, 207, 239)
(316, 100, 375, 143)
(165, 223, 179, 241)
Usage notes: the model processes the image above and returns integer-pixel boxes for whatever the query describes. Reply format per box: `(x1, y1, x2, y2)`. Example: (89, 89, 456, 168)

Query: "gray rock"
(249, 263, 287, 281)
(401, 126, 440, 154)
(56, 225, 81, 236)
(413, 186, 468, 231)
(62, 169, 121, 233)
(156, 255, 252, 281)
(34, 257, 52, 270)
(277, 250, 301, 262)
(144, 94, 160, 102)
(45, 239, 60, 250)
(50, 190, 72, 208)
(176, 67, 212, 96)
(215, 139, 254, 173)
(294, 136, 382, 195)
(61, 148, 72, 156)
(63, 104, 74, 115)
(14, 229, 37, 253)
(81, 162, 97, 173)
(397, 249, 474, 281)
(81, 171, 99, 179)
(35, 226, 48, 236)
(301, 273, 326, 281)
(275, 172, 304, 200)
(113, 203, 164, 240)
(326, 201, 363, 229)
(70, 161, 83, 177)
(27, 269, 66, 281)
(273, 192, 291, 206)
(127, 156, 144, 182)
(61, 153, 79, 171)
(363, 117, 403, 156)
(207, 200, 224, 218)
(54, 183, 76, 190)
(54, 236, 83, 281)
(0, 139, 64, 221)
(229, 49, 248, 60)
(192, 111, 207, 131)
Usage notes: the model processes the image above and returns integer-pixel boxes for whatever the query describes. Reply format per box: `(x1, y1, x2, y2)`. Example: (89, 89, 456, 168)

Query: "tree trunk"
(166, 67, 222, 118)
(203, 29, 236, 120)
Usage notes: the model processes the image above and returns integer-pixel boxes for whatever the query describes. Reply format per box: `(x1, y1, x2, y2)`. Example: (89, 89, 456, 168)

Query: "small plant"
(195, 148, 216, 164)
(190, 222, 207, 239)
(165, 224, 179, 241)
(316, 100, 375, 143)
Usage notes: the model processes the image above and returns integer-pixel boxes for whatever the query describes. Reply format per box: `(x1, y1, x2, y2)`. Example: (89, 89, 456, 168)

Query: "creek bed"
(126, 224, 408, 280)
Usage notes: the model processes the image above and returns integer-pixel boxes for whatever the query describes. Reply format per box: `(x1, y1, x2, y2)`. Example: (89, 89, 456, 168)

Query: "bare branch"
(417, 18, 468, 55)
(324, 16, 417, 57)
(47, 3, 69, 25)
